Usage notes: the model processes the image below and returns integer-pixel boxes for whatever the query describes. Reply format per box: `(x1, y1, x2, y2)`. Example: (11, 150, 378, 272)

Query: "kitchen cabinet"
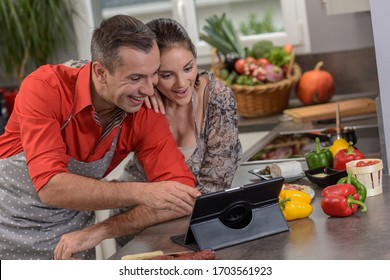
(73, 0, 310, 64)
(323, 0, 370, 15)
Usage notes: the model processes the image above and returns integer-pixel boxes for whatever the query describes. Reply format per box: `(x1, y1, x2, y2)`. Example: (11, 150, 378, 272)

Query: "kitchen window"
(84, 0, 309, 65)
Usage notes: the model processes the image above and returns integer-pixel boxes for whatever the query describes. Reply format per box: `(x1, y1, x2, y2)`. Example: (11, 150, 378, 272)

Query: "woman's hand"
(144, 89, 165, 114)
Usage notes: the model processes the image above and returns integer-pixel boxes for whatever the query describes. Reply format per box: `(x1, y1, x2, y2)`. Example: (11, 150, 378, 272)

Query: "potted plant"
(0, 0, 76, 116)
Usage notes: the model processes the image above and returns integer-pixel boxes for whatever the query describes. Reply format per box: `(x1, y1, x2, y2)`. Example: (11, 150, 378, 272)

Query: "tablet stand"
(172, 201, 289, 251)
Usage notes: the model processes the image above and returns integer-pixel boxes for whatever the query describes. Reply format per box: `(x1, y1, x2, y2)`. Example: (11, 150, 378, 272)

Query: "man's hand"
(137, 181, 201, 215)
(54, 225, 106, 260)
(53, 206, 187, 259)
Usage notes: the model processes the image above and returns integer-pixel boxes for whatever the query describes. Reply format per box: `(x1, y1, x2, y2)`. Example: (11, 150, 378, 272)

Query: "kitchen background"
(1, 0, 387, 260)
(0, 0, 378, 135)
(0, 0, 382, 183)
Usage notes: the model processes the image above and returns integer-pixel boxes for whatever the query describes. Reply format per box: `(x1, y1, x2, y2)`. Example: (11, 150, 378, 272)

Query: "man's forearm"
(53, 205, 187, 259)
(97, 205, 185, 239)
(38, 172, 146, 210)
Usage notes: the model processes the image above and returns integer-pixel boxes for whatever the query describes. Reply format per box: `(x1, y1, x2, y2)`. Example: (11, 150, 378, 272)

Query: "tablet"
(171, 177, 286, 251)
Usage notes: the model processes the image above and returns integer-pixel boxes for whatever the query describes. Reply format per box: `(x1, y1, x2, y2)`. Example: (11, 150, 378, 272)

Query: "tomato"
(234, 58, 246, 74)
(245, 56, 257, 64)
(257, 58, 269, 67)
(356, 161, 366, 167)
(356, 160, 379, 167)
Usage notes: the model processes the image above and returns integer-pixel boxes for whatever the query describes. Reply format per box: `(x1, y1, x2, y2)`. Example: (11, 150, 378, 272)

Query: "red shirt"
(0, 63, 195, 191)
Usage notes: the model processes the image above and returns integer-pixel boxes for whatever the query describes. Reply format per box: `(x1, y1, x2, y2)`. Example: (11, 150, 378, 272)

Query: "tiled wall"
(294, 47, 379, 98)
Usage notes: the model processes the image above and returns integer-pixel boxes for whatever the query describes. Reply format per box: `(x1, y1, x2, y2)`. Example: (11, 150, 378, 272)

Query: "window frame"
(172, 0, 310, 65)
(74, 0, 310, 65)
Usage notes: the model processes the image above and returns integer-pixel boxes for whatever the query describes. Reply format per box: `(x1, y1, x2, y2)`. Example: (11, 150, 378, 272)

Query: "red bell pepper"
(333, 142, 365, 171)
(321, 183, 367, 217)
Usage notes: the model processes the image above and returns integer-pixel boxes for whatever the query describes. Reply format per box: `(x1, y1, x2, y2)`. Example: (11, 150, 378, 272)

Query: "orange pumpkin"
(296, 61, 335, 105)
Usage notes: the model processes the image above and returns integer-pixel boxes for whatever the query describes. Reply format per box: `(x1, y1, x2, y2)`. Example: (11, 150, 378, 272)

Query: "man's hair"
(91, 15, 157, 74)
(146, 18, 197, 59)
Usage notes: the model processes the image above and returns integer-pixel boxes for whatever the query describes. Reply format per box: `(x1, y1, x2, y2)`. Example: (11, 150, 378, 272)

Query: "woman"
(121, 18, 242, 194)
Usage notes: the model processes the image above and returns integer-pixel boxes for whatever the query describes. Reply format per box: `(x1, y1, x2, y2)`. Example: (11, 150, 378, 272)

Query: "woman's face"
(156, 46, 198, 106)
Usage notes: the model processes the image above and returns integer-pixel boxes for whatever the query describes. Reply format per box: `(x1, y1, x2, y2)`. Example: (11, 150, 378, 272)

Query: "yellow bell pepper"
(279, 190, 313, 221)
(329, 138, 349, 157)
(279, 189, 312, 204)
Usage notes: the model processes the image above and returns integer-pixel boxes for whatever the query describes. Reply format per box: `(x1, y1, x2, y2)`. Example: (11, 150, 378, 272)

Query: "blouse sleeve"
(196, 73, 242, 194)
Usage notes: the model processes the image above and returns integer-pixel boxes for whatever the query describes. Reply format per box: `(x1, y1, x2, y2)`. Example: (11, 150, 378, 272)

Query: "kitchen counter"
(109, 115, 388, 260)
(109, 176, 390, 260)
(237, 92, 379, 133)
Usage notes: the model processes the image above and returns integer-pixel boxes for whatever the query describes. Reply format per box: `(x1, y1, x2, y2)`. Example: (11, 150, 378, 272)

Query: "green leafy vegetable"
(200, 13, 244, 60)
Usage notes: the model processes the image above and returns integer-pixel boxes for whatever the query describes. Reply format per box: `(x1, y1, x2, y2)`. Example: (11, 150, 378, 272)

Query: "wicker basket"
(211, 49, 302, 118)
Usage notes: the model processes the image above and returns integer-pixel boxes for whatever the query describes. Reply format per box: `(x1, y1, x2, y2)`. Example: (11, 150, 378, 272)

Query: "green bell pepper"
(337, 171, 367, 203)
(305, 137, 333, 169)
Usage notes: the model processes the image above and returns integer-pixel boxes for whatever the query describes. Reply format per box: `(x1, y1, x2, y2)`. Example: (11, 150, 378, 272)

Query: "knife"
(336, 102, 341, 139)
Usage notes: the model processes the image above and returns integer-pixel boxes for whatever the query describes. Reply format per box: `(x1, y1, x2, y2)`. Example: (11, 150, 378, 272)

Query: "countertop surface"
(109, 179, 390, 260)
(237, 92, 379, 133)
(109, 115, 387, 260)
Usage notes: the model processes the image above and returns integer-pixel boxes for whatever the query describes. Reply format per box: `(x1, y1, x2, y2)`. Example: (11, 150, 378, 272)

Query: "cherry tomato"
(356, 161, 366, 167)
(356, 160, 379, 167)
(234, 58, 246, 74)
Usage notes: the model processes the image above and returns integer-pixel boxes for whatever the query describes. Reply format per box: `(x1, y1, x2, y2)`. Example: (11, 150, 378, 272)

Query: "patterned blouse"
(186, 70, 242, 193)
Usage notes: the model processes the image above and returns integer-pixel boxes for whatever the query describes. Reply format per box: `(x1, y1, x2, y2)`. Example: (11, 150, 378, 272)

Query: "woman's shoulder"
(199, 71, 236, 111)
(62, 59, 90, 68)
(198, 69, 234, 100)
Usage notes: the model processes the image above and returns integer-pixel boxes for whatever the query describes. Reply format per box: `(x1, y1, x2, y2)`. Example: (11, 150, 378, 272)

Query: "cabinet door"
(95, 0, 310, 63)
(323, 0, 370, 15)
(170, 0, 309, 64)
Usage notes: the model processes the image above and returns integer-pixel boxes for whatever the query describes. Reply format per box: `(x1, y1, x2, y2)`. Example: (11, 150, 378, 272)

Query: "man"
(0, 15, 200, 260)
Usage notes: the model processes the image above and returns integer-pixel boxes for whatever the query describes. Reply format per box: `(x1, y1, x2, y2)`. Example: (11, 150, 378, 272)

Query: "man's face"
(97, 43, 160, 113)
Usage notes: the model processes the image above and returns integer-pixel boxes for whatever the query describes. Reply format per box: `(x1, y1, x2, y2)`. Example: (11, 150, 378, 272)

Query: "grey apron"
(0, 116, 121, 260)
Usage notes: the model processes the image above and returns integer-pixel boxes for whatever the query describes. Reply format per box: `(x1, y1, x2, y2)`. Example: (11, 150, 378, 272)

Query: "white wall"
(72, 0, 101, 60)
(370, 0, 390, 173)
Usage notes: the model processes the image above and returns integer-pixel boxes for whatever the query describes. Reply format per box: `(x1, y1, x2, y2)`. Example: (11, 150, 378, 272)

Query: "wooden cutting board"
(283, 98, 376, 123)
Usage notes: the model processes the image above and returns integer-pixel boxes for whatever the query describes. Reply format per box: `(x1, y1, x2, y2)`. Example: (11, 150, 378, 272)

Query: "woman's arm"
(196, 75, 242, 193)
